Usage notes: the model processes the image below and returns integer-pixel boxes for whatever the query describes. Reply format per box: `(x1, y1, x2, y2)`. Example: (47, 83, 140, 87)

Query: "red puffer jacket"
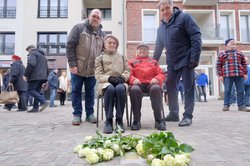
(128, 57, 165, 86)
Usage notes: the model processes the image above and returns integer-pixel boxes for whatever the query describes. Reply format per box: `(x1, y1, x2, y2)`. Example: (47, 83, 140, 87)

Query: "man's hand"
(218, 76, 224, 82)
(150, 78, 159, 84)
(189, 61, 199, 69)
(70, 67, 77, 74)
(132, 79, 140, 85)
(23, 76, 27, 81)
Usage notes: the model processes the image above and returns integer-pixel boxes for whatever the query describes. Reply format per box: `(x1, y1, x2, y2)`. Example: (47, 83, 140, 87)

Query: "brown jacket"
(67, 21, 105, 77)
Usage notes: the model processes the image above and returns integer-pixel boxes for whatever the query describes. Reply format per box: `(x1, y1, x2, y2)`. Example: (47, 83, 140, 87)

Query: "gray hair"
(158, 0, 173, 9)
(89, 9, 102, 19)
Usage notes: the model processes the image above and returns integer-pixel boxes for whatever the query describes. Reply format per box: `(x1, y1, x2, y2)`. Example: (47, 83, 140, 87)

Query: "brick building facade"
(126, 0, 250, 98)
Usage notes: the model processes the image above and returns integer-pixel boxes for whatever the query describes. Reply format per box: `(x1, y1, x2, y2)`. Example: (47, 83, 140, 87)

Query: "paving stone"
(0, 99, 250, 165)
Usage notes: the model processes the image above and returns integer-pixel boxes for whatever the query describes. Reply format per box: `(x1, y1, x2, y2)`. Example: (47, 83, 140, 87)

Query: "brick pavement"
(0, 99, 250, 166)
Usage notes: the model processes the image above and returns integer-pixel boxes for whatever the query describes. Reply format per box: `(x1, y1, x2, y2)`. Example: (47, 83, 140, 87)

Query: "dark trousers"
(18, 91, 27, 110)
(28, 80, 46, 110)
(59, 91, 66, 105)
(198, 86, 207, 101)
(104, 84, 126, 120)
(129, 84, 163, 122)
(167, 66, 195, 119)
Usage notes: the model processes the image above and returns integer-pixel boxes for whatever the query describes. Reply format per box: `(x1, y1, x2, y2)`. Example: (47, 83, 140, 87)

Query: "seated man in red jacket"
(128, 43, 166, 131)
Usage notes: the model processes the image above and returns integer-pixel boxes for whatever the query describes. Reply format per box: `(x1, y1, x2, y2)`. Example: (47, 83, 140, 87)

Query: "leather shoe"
(165, 114, 179, 122)
(178, 117, 192, 127)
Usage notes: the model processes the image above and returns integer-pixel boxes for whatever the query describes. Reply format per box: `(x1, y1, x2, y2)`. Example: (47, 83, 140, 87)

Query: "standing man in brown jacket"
(67, 9, 106, 125)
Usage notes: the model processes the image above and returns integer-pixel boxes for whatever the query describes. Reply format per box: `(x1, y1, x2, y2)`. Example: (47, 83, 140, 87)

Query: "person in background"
(153, 0, 202, 127)
(95, 35, 130, 134)
(58, 71, 69, 106)
(8, 55, 27, 111)
(216, 38, 249, 112)
(244, 57, 250, 106)
(67, 9, 106, 125)
(129, 43, 166, 131)
(48, 68, 59, 107)
(24, 45, 49, 113)
(197, 71, 208, 102)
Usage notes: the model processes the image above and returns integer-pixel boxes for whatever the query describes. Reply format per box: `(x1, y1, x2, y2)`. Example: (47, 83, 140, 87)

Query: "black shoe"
(115, 119, 125, 133)
(103, 120, 113, 134)
(4, 107, 11, 111)
(40, 102, 49, 112)
(178, 117, 192, 127)
(155, 120, 166, 130)
(165, 114, 179, 122)
(27, 108, 39, 113)
(131, 121, 141, 130)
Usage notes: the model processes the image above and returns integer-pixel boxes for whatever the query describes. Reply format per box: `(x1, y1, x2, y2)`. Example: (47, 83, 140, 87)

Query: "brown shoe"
(222, 106, 229, 111)
(238, 106, 250, 112)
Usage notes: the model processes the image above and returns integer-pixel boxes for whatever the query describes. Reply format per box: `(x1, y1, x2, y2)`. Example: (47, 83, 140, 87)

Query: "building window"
(37, 32, 67, 54)
(0, 0, 16, 18)
(220, 15, 234, 40)
(240, 15, 250, 42)
(87, 8, 111, 19)
(143, 11, 158, 43)
(0, 33, 15, 55)
(38, 0, 68, 18)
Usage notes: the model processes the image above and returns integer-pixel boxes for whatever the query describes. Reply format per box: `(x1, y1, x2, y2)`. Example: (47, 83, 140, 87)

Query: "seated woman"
(95, 35, 130, 134)
(128, 43, 166, 131)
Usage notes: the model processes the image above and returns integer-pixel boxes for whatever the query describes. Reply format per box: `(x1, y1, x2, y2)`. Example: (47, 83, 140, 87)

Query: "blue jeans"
(28, 80, 47, 110)
(224, 77, 245, 107)
(71, 74, 96, 118)
(230, 84, 237, 104)
(244, 85, 250, 105)
(50, 89, 57, 107)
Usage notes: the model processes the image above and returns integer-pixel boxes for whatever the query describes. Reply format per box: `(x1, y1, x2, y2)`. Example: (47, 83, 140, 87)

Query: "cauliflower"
(73, 144, 83, 154)
(151, 158, 164, 166)
(103, 148, 114, 161)
(86, 152, 99, 165)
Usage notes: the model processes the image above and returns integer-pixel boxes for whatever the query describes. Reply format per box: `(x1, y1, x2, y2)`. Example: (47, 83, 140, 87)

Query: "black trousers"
(104, 84, 126, 120)
(18, 91, 27, 110)
(129, 84, 163, 122)
(198, 86, 207, 101)
(59, 91, 66, 105)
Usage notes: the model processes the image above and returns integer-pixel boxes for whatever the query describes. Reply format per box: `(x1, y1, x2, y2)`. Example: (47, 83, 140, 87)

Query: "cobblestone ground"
(0, 99, 250, 166)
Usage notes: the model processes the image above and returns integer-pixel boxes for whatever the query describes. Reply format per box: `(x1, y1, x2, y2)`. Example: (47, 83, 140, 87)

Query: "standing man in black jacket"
(24, 45, 49, 113)
(153, 0, 202, 127)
